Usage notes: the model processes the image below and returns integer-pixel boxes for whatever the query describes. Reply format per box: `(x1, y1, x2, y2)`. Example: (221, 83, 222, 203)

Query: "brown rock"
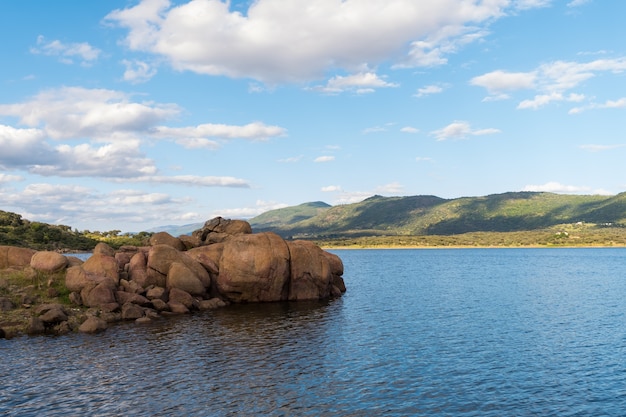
(36, 304, 68, 324)
(79, 316, 108, 333)
(151, 298, 169, 311)
(28, 317, 46, 335)
(121, 302, 144, 320)
(149, 232, 185, 251)
(179, 234, 202, 250)
(198, 298, 227, 310)
(168, 301, 190, 314)
(168, 287, 195, 309)
(65, 266, 91, 293)
(217, 232, 290, 302)
(186, 245, 221, 275)
(147, 245, 210, 288)
(82, 254, 120, 284)
(30, 251, 68, 273)
(167, 262, 205, 296)
(145, 286, 165, 300)
(286, 240, 332, 301)
(81, 281, 117, 308)
(5, 246, 37, 269)
(116, 291, 150, 307)
(93, 242, 116, 257)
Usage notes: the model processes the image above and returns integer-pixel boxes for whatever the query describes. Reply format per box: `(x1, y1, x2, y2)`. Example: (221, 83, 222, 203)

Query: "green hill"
(249, 192, 626, 238)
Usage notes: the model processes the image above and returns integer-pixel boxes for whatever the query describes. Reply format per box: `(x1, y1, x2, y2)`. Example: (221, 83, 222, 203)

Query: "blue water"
(2, 248, 626, 416)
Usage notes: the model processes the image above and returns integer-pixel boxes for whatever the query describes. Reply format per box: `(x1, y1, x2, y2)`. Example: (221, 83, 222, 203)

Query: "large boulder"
(216, 232, 290, 302)
(4, 246, 37, 269)
(167, 262, 205, 296)
(286, 240, 333, 301)
(93, 242, 116, 257)
(30, 251, 68, 273)
(149, 232, 185, 251)
(148, 245, 210, 289)
(82, 254, 120, 285)
(192, 217, 252, 244)
(79, 316, 108, 333)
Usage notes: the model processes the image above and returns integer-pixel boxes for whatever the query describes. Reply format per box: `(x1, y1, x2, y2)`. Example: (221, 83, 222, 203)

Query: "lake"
(2, 248, 626, 416)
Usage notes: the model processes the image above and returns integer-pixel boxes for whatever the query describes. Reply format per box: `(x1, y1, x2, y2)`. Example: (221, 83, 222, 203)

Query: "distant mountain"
(247, 192, 626, 238)
(145, 222, 204, 236)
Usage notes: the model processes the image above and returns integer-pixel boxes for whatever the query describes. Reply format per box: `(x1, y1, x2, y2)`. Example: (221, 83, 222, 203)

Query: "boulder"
(82, 254, 120, 284)
(179, 235, 202, 250)
(79, 316, 108, 333)
(198, 298, 227, 310)
(192, 217, 252, 243)
(121, 302, 144, 320)
(151, 298, 169, 312)
(30, 251, 68, 273)
(149, 232, 185, 251)
(145, 286, 166, 300)
(116, 291, 150, 307)
(4, 246, 36, 269)
(65, 266, 91, 293)
(81, 281, 117, 309)
(66, 256, 84, 267)
(286, 240, 333, 301)
(167, 262, 205, 296)
(168, 287, 196, 309)
(93, 242, 116, 257)
(148, 245, 210, 289)
(36, 304, 68, 324)
(128, 252, 154, 288)
(216, 232, 290, 302)
(168, 301, 190, 314)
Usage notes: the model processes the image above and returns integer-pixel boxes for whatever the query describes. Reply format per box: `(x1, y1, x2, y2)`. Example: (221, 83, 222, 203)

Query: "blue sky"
(1, 0, 625, 232)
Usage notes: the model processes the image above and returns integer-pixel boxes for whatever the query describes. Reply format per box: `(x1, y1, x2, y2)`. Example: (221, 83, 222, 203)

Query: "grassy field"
(314, 224, 626, 249)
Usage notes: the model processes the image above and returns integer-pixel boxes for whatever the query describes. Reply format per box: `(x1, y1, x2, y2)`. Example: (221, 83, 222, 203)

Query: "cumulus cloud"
(522, 181, 613, 195)
(0, 183, 205, 231)
(105, 0, 534, 84)
(122, 59, 158, 83)
(0, 86, 179, 141)
(30, 35, 101, 66)
(401, 126, 420, 134)
(153, 121, 287, 141)
(310, 72, 399, 94)
(431, 121, 501, 141)
(0, 174, 23, 183)
(314, 156, 335, 163)
(471, 58, 626, 108)
(414, 84, 445, 97)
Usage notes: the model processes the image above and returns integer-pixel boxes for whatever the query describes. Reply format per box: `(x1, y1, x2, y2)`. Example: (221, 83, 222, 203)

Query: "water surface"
(2, 248, 626, 416)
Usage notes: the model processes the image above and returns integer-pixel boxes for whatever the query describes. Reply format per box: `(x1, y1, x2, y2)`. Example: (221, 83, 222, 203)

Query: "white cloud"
(321, 185, 342, 192)
(105, 0, 532, 84)
(0, 86, 179, 141)
(472, 58, 626, 108)
(415, 157, 433, 162)
(30, 35, 101, 66)
(401, 126, 420, 134)
(375, 182, 404, 194)
(414, 84, 445, 97)
(153, 121, 287, 141)
(314, 156, 335, 163)
(570, 97, 626, 114)
(470, 70, 537, 95)
(211, 200, 289, 219)
(522, 181, 612, 195)
(431, 121, 501, 141)
(310, 72, 399, 94)
(118, 175, 251, 188)
(122, 59, 158, 83)
(568, 0, 591, 7)
(0, 174, 24, 183)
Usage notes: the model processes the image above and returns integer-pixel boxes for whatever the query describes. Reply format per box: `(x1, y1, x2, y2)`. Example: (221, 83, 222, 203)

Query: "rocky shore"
(0, 217, 346, 338)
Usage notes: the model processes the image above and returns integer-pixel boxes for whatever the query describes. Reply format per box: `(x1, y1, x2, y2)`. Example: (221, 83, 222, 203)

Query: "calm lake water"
(2, 248, 626, 416)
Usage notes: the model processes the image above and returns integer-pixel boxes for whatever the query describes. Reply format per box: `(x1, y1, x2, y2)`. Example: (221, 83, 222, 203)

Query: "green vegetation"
(249, 192, 626, 240)
(0, 210, 153, 251)
(0, 210, 97, 251)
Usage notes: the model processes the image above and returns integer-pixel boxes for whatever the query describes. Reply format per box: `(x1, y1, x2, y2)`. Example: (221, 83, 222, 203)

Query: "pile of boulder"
(0, 217, 346, 337)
